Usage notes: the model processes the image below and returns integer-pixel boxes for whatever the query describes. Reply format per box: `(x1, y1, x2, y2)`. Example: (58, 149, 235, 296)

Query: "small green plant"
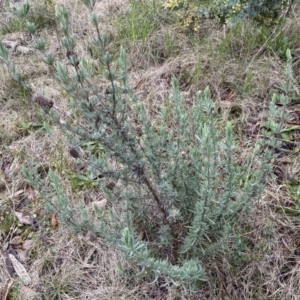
(261, 49, 297, 143)
(260, 49, 300, 217)
(0, 0, 290, 290)
(68, 172, 100, 191)
(0, 0, 55, 35)
(0, 41, 31, 93)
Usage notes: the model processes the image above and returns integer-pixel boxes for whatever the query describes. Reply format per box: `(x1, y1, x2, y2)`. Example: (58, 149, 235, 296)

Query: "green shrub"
(165, 0, 289, 31)
(0, 0, 287, 289)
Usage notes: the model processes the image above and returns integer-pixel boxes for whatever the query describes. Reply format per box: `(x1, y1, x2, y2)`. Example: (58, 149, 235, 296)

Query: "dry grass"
(1, 0, 300, 299)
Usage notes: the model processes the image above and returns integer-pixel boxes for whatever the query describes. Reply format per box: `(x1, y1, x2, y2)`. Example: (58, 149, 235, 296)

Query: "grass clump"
(114, 0, 161, 44)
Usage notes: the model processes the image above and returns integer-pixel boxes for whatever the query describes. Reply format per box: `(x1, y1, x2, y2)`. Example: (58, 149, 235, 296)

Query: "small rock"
(16, 46, 34, 55)
(14, 211, 33, 225)
(93, 199, 107, 210)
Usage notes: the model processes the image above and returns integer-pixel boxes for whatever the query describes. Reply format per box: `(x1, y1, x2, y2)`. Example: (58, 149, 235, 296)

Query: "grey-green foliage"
(210, 0, 288, 25)
(260, 49, 297, 149)
(0, 41, 22, 83)
(167, 0, 289, 28)
(0, 0, 284, 288)
(0, 0, 38, 93)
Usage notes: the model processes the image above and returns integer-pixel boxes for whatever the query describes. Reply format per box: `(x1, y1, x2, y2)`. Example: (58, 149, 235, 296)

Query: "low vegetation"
(1, 0, 300, 299)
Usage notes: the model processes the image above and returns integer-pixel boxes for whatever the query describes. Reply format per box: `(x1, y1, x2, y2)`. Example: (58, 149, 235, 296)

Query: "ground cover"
(1, 0, 300, 299)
